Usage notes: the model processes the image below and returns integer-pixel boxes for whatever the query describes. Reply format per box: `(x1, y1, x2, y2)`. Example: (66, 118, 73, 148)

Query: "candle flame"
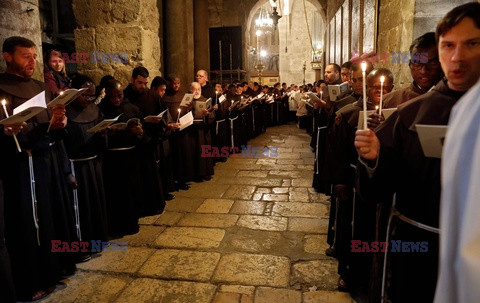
(177, 108, 181, 112)
(375, 105, 379, 110)
(380, 76, 385, 84)
(59, 91, 64, 95)
(1, 99, 6, 106)
(361, 62, 367, 72)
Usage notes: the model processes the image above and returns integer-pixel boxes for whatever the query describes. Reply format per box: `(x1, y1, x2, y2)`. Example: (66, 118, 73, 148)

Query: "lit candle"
(1, 99, 22, 152)
(379, 75, 385, 116)
(361, 62, 367, 130)
(176, 108, 181, 124)
(320, 91, 323, 100)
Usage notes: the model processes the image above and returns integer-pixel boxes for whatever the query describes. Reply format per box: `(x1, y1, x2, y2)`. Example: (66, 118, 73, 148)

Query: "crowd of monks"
(0, 2, 479, 302)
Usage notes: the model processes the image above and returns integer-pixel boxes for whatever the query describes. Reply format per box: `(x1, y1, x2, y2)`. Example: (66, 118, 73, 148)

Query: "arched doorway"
(245, 0, 326, 86)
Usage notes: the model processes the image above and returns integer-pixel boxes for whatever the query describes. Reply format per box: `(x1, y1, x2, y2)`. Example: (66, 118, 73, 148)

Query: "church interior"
(0, 0, 479, 302)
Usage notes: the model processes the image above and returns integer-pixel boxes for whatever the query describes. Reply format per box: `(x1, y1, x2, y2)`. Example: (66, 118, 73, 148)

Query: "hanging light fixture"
(270, 0, 282, 30)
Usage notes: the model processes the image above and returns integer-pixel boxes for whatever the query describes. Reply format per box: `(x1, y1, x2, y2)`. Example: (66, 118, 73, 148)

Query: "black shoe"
(165, 193, 175, 201)
(75, 253, 92, 263)
(325, 247, 337, 257)
(178, 183, 190, 190)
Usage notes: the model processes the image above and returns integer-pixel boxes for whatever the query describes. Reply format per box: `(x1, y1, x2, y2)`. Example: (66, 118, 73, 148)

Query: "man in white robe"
(435, 78, 480, 303)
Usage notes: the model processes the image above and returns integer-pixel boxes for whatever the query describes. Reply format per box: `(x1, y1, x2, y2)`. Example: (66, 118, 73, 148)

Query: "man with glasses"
(383, 32, 444, 109)
(330, 68, 394, 299)
(195, 69, 215, 101)
(354, 3, 480, 301)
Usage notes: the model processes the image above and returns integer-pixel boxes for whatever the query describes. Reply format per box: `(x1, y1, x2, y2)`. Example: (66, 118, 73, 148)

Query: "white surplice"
(435, 79, 480, 303)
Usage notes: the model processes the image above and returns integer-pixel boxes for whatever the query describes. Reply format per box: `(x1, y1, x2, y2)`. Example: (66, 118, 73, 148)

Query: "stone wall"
(0, 0, 44, 81)
(73, 0, 161, 87)
(278, 0, 321, 85)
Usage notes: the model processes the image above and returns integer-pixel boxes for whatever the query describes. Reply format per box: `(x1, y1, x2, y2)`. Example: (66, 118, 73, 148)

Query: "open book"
(47, 88, 87, 108)
(328, 82, 350, 101)
(180, 93, 194, 107)
(0, 91, 47, 125)
(179, 111, 193, 131)
(381, 108, 396, 120)
(416, 124, 448, 158)
(86, 114, 122, 133)
(108, 118, 141, 131)
(144, 108, 168, 121)
(218, 94, 226, 103)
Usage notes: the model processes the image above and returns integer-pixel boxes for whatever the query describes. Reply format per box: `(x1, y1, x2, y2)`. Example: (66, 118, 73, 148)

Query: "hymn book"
(180, 93, 194, 107)
(0, 91, 47, 125)
(47, 88, 87, 108)
(328, 82, 350, 101)
(179, 111, 193, 131)
(86, 114, 122, 133)
(416, 124, 448, 158)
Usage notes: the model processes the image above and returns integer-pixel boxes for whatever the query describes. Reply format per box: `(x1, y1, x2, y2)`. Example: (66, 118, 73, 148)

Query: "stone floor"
(42, 123, 353, 303)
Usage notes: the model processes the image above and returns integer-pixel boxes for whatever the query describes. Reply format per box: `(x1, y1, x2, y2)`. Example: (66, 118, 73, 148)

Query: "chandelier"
(255, 6, 274, 32)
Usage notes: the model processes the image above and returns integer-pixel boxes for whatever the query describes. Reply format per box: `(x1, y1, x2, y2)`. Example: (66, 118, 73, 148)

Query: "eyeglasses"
(196, 74, 205, 78)
(410, 58, 440, 71)
(83, 95, 96, 101)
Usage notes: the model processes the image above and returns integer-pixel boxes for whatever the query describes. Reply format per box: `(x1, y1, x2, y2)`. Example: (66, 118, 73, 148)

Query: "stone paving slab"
(138, 214, 162, 225)
(222, 185, 256, 200)
(291, 260, 339, 291)
(303, 290, 353, 303)
(177, 213, 239, 228)
(77, 247, 155, 274)
(272, 187, 289, 194)
(291, 178, 314, 187)
(154, 227, 225, 249)
(176, 183, 231, 199)
(43, 272, 132, 303)
(289, 191, 311, 202)
(138, 249, 221, 281)
(153, 211, 184, 226)
(237, 215, 288, 231)
(213, 253, 290, 287)
(272, 202, 329, 218)
(230, 201, 266, 215)
(304, 235, 329, 255)
(276, 159, 305, 165)
(164, 196, 205, 212)
(196, 199, 235, 213)
(288, 217, 329, 234)
(254, 287, 302, 303)
(115, 278, 217, 303)
(219, 285, 255, 295)
(262, 193, 289, 201)
(237, 170, 269, 178)
(218, 177, 283, 187)
(115, 225, 166, 246)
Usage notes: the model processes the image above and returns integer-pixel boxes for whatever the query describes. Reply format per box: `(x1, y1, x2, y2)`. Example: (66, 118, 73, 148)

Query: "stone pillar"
(72, 0, 162, 86)
(0, 0, 43, 81)
(194, 0, 210, 73)
(164, 0, 194, 88)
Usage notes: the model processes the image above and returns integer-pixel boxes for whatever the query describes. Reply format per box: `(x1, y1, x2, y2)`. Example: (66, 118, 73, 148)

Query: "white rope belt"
(26, 150, 40, 246)
(108, 146, 135, 151)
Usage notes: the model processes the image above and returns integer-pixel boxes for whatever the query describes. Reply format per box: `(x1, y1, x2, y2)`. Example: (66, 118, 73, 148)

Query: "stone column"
(194, 0, 210, 73)
(164, 0, 194, 88)
(72, 0, 162, 86)
(0, 0, 43, 81)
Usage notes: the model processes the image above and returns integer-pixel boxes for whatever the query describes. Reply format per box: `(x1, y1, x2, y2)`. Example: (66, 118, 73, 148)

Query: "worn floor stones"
(43, 123, 352, 303)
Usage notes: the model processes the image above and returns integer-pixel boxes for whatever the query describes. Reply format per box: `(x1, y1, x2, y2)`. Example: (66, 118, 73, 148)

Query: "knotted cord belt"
(69, 155, 98, 241)
(26, 150, 40, 246)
